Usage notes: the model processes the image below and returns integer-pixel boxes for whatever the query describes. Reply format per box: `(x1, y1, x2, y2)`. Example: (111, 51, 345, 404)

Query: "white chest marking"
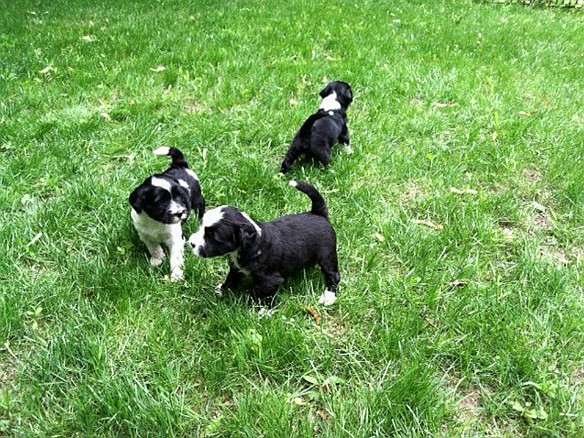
(229, 251, 250, 275)
(131, 208, 182, 242)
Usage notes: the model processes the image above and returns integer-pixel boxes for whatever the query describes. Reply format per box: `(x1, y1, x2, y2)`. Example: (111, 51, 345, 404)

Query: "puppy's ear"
(238, 226, 258, 253)
(338, 85, 353, 109)
(319, 84, 333, 98)
(129, 186, 146, 212)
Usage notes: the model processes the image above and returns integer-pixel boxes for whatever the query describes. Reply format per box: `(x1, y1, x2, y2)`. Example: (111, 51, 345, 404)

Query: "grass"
(1, 0, 584, 436)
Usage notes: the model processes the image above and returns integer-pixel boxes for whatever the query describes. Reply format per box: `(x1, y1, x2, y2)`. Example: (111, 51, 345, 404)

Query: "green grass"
(1, 0, 584, 436)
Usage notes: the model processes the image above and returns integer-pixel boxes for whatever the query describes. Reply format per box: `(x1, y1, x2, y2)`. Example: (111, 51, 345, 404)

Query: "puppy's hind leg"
(309, 138, 332, 168)
(280, 136, 304, 174)
(339, 124, 352, 154)
(318, 254, 340, 306)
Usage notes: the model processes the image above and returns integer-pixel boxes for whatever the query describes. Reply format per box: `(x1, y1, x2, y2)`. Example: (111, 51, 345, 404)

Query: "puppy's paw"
(170, 269, 184, 282)
(318, 289, 337, 306)
(343, 144, 354, 155)
(150, 256, 164, 267)
(215, 283, 224, 298)
(258, 307, 275, 318)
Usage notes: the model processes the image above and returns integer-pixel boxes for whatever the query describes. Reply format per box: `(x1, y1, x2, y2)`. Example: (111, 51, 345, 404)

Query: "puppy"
(280, 81, 353, 173)
(129, 147, 205, 281)
(188, 181, 339, 305)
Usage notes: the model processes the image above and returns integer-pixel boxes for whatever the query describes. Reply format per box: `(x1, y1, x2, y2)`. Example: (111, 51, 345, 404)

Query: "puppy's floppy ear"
(238, 225, 258, 253)
(338, 85, 353, 108)
(319, 84, 333, 98)
(129, 185, 147, 212)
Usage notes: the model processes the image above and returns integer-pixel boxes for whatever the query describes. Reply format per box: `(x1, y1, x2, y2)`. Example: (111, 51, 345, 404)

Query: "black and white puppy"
(280, 81, 353, 173)
(188, 181, 339, 305)
(129, 147, 205, 281)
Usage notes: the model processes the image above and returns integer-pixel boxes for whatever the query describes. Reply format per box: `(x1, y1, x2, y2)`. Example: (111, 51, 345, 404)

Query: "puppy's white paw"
(215, 283, 224, 298)
(258, 307, 274, 318)
(343, 145, 353, 155)
(170, 269, 184, 282)
(150, 256, 164, 267)
(318, 289, 337, 306)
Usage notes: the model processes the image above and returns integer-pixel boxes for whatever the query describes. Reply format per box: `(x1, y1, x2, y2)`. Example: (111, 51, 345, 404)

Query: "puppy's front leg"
(140, 235, 165, 267)
(219, 265, 245, 290)
(167, 236, 185, 282)
(253, 273, 284, 306)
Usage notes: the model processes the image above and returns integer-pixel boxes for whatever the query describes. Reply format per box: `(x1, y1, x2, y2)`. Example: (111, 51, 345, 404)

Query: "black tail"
(289, 180, 328, 219)
(153, 146, 189, 168)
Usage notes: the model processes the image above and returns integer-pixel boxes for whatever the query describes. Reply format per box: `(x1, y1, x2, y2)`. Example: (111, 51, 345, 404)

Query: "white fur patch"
(215, 283, 224, 298)
(240, 211, 262, 236)
(168, 200, 186, 217)
(131, 208, 185, 281)
(318, 289, 337, 306)
(319, 91, 341, 111)
(189, 206, 225, 255)
(288, 180, 298, 188)
(153, 146, 170, 156)
(178, 179, 191, 193)
(229, 251, 250, 275)
(151, 177, 172, 192)
(186, 168, 199, 181)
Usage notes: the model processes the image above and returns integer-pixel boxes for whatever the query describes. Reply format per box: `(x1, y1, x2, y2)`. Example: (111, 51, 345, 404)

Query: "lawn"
(1, 0, 583, 436)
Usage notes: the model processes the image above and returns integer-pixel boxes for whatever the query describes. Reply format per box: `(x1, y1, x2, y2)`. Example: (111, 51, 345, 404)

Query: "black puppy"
(280, 81, 353, 173)
(129, 147, 205, 281)
(188, 181, 339, 305)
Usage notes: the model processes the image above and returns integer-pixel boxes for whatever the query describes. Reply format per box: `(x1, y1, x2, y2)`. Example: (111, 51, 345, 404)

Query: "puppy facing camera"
(129, 147, 205, 281)
(281, 81, 353, 173)
(188, 181, 340, 306)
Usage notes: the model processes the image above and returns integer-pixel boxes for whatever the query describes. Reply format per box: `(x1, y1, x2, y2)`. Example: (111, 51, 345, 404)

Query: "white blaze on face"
(188, 206, 225, 255)
(319, 91, 341, 111)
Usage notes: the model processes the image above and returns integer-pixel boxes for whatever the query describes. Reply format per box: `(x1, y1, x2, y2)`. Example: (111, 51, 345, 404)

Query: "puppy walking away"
(281, 81, 353, 173)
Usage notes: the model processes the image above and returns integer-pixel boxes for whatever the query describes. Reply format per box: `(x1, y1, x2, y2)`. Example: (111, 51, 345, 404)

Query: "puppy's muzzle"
(188, 233, 205, 257)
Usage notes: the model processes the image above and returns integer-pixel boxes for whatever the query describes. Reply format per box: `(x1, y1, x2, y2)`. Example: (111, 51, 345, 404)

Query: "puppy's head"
(129, 176, 190, 224)
(319, 81, 353, 110)
(188, 206, 262, 258)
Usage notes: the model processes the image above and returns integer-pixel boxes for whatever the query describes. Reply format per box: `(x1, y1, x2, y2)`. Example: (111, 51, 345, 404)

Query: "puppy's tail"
(289, 180, 329, 219)
(153, 146, 189, 168)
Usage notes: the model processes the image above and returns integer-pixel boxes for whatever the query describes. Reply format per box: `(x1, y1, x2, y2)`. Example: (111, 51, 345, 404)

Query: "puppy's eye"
(205, 229, 214, 239)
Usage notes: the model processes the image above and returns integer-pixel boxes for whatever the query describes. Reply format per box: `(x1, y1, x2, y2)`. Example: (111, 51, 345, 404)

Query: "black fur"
(129, 147, 205, 224)
(189, 181, 339, 305)
(281, 81, 353, 173)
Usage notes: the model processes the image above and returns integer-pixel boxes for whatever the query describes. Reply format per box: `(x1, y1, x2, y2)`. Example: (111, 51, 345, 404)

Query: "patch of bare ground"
(400, 179, 426, 203)
(456, 387, 482, 424)
(573, 367, 584, 386)
(523, 168, 542, 184)
(537, 244, 569, 267)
